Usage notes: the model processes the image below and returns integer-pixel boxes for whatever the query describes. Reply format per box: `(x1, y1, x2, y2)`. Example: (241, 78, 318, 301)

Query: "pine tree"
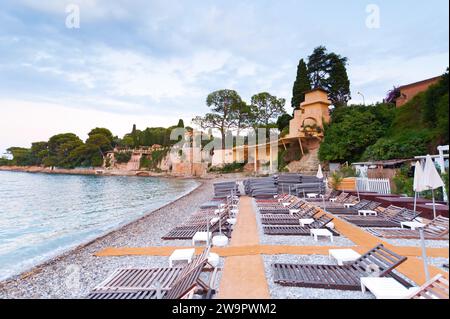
(291, 59, 311, 110)
(327, 55, 351, 107)
(307, 46, 329, 89)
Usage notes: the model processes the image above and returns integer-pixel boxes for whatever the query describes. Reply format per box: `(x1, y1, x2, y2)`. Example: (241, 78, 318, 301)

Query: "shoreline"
(0, 165, 175, 178)
(0, 178, 203, 283)
(0, 178, 204, 284)
(0, 176, 237, 298)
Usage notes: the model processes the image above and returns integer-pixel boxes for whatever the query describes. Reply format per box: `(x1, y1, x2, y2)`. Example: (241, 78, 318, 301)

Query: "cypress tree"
(291, 59, 311, 110)
(177, 119, 185, 128)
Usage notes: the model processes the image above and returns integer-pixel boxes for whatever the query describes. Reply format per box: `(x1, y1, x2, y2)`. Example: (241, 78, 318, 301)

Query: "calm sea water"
(0, 171, 199, 281)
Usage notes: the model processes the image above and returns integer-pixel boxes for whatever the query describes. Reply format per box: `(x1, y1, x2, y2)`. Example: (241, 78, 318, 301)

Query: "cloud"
(348, 52, 449, 104)
(15, 0, 132, 21)
(0, 0, 448, 151)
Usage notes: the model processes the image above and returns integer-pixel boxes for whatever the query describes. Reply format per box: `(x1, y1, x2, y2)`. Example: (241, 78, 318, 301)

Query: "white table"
(344, 203, 356, 208)
(299, 218, 315, 227)
(307, 193, 319, 199)
(289, 209, 301, 215)
(227, 218, 237, 226)
(282, 202, 291, 207)
(358, 210, 378, 216)
(192, 232, 212, 246)
(401, 221, 425, 230)
(169, 248, 195, 267)
(212, 235, 229, 247)
(310, 229, 334, 242)
(330, 198, 337, 202)
(360, 277, 419, 299)
(329, 249, 361, 266)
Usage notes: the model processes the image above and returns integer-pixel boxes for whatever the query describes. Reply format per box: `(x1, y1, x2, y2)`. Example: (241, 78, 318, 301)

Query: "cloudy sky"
(0, 0, 448, 154)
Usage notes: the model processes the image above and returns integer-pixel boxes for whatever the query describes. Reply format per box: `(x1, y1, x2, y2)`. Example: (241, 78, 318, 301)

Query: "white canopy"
(316, 164, 324, 179)
(413, 161, 426, 192)
(423, 155, 445, 190)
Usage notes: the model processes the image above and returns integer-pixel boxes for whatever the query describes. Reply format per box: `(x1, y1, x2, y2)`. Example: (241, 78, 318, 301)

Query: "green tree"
(7, 147, 32, 166)
(318, 104, 395, 163)
(177, 119, 185, 128)
(233, 101, 253, 136)
(306, 46, 350, 106)
(327, 53, 351, 107)
(192, 89, 243, 148)
(45, 133, 84, 168)
(276, 113, 293, 132)
(307, 46, 330, 89)
(250, 92, 286, 127)
(291, 59, 311, 110)
(88, 128, 114, 145)
(130, 124, 139, 148)
(30, 141, 48, 165)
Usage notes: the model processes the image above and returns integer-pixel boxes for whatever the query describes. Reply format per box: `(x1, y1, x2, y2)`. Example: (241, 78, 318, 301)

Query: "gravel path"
(420, 257, 449, 273)
(0, 177, 230, 299)
(254, 201, 356, 247)
(381, 237, 449, 248)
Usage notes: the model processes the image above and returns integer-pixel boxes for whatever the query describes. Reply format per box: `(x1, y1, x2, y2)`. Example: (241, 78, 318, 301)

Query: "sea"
(0, 171, 199, 281)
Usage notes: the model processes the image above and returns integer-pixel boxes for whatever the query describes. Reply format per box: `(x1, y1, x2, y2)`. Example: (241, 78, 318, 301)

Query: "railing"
(356, 177, 391, 194)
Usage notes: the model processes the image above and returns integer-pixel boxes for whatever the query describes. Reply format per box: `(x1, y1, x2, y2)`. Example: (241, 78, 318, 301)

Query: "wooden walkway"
(217, 196, 270, 299)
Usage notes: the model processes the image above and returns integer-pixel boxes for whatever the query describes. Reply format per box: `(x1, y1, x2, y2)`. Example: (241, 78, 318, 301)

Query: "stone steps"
(287, 148, 320, 173)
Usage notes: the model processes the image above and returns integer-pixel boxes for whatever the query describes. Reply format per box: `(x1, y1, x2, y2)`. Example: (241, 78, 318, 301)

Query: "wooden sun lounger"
(162, 216, 230, 240)
(327, 199, 371, 215)
(343, 206, 416, 228)
(366, 216, 449, 240)
(258, 202, 312, 215)
(333, 192, 349, 203)
(273, 244, 410, 290)
(263, 215, 337, 236)
(409, 274, 449, 299)
(261, 208, 321, 225)
(258, 200, 303, 210)
(88, 249, 214, 299)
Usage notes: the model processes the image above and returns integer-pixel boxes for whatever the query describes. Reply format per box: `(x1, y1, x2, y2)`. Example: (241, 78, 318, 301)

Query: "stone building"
(395, 76, 442, 107)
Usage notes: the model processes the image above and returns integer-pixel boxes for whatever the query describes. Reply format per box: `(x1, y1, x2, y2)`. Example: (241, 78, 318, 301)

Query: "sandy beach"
(0, 176, 230, 299)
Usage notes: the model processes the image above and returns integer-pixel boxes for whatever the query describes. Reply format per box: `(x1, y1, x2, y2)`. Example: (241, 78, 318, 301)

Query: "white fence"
(356, 178, 391, 194)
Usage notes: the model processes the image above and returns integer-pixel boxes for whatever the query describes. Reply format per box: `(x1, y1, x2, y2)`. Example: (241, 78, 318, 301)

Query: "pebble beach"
(0, 178, 219, 299)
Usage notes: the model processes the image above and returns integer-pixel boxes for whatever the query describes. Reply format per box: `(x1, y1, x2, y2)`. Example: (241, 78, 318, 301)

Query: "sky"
(0, 0, 449, 154)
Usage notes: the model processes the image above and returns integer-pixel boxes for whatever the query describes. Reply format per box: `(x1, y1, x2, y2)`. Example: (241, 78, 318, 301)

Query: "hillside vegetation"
(319, 69, 449, 163)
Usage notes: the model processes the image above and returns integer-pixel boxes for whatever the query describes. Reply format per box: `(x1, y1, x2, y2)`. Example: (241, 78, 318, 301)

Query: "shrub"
(209, 162, 246, 174)
(392, 165, 414, 196)
(329, 165, 357, 190)
(319, 104, 395, 162)
(330, 171, 344, 190)
(362, 130, 433, 161)
(115, 151, 132, 163)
